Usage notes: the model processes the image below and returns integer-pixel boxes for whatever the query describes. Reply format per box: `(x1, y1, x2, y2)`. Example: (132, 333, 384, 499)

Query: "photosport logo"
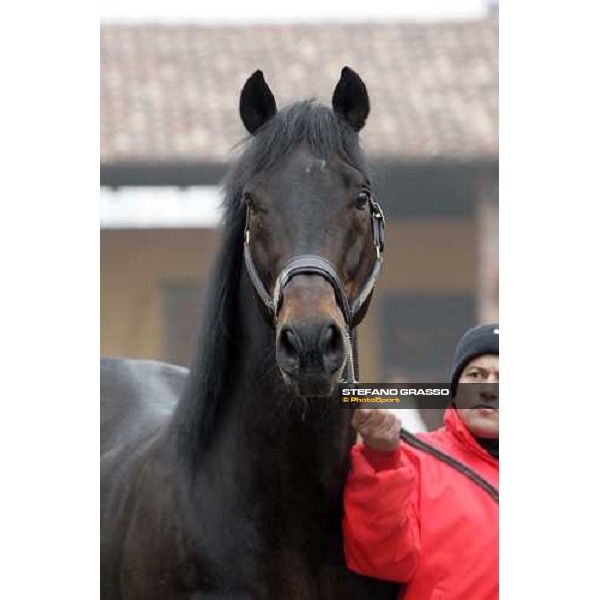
(337, 383, 499, 409)
(338, 384, 451, 409)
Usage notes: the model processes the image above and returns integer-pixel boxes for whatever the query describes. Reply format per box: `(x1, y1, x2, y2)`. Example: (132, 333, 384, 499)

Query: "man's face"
(455, 354, 499, 439)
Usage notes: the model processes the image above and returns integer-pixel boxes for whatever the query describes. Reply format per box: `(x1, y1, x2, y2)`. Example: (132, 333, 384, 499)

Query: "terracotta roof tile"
(101, 20, 498, 163)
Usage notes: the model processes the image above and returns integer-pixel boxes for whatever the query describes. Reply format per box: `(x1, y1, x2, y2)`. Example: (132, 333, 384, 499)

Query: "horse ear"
(332, 67, 370, 132)
(239, 70, 277, 135)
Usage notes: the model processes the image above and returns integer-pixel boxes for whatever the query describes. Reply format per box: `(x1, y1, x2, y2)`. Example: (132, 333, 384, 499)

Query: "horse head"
(238, 67, 384, 397)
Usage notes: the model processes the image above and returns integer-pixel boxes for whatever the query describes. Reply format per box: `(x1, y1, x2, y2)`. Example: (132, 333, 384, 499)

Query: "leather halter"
(242, 197, 385, 383)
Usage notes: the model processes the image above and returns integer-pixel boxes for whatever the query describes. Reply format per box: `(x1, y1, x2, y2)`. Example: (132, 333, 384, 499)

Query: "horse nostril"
(281, 327, 300, 355)
(277, 325, 302, 373)
(320, 324, 338, 354)
(278, 321, 344, 378)
(319, 323, 344, 373)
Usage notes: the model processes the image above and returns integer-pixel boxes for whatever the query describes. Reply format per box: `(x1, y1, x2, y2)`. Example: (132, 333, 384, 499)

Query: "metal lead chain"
(343, 326, 357, 384)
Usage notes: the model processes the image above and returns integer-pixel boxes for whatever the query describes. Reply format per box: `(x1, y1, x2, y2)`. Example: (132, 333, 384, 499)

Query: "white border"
(4, 1, 600, 597)
(1, 5, 99, 598)
(501, 1, 600, 597)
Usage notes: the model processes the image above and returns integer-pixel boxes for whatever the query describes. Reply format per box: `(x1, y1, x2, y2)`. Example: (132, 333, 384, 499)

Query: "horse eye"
(355, 190, 370, 209)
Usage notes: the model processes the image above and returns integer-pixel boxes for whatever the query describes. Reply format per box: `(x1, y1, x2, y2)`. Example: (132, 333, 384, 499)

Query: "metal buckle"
(370, 200, 385, 254)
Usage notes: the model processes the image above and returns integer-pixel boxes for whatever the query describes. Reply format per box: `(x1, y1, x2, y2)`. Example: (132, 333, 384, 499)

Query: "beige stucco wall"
(101, 228, 219, 359)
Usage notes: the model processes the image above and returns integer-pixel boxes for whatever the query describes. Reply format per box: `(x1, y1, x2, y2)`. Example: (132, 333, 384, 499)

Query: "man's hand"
(352, 409, 402, 452)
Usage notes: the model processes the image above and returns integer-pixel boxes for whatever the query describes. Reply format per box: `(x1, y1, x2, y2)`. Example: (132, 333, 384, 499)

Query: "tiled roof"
(101, 19, 498, 164)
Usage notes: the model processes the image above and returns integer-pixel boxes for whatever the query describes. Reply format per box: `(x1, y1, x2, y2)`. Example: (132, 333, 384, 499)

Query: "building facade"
(101, 19, 499, 426)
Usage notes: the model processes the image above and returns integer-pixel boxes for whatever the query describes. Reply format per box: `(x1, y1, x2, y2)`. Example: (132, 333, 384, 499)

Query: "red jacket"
(343, 409, 498, 600)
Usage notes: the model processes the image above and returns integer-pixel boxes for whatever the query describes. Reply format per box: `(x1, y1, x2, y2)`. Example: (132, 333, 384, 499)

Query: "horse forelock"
(225, 100, 367, 203)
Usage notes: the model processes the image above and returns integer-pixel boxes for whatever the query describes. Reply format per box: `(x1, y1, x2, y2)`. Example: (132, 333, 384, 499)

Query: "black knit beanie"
(449, 323, 499, 397)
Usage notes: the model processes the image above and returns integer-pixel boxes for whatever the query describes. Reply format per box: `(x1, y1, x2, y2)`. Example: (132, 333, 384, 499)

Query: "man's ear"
(332, 66, 370, 132)
(239, 70, 277, 135)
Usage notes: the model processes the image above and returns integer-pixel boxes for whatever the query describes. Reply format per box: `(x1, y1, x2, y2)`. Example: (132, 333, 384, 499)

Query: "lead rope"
(399, 429, 499, 503)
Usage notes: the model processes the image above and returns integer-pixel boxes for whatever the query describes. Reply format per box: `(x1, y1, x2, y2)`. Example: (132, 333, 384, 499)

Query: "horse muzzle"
(276, 319, 346, 396)
(275, 276, 348, 396)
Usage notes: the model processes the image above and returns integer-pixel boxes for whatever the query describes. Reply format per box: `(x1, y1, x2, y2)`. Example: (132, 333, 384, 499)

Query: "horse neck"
(211, 269, 356, 519)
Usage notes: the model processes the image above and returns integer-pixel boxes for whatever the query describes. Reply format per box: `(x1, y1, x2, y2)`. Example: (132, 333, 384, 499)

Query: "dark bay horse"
(101, 67, 398, 600)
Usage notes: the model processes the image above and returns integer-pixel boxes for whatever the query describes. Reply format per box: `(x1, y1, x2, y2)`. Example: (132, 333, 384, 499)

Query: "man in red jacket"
(343, 324, 499, 600)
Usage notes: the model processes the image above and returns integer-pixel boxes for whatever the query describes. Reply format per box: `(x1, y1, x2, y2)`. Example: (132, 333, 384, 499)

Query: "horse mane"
(173, 101, 368, 469)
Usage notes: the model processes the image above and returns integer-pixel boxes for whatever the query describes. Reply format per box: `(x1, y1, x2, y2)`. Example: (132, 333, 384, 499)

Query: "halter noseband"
(242, 197, 385, 383)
